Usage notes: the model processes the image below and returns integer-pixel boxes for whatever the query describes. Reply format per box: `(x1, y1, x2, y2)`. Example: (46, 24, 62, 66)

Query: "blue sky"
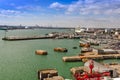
(0, 0, 120, 28)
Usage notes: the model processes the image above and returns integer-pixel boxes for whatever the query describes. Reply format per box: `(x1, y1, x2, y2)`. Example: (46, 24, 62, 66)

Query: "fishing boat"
(81, 47, 92, 53)
(79, 41, 90, 47)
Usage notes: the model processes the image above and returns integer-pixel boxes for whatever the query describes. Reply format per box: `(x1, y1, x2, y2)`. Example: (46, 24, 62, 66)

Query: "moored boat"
(79, 41, 90, 47)
(81, 47, 92, 53)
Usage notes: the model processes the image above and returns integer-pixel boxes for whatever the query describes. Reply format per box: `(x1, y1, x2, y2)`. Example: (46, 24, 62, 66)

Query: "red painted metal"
(89, 60, 94, 74)
(74, 60, 110, 80)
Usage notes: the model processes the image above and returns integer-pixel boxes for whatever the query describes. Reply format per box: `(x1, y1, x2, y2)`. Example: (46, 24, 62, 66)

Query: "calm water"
(0, 29, 119, 80)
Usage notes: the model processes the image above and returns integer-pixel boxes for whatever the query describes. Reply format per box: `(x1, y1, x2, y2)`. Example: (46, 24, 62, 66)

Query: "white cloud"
(0, 9, 21, 15)
(50, 0, 120, 15)
(49, 2, 67, 10)
(16, 5, 42, 11)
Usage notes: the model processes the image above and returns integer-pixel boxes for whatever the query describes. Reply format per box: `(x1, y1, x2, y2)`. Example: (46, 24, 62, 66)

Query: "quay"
(2, 36, 55, 41)
(62, 56, 81, 62)
(62, 53, 120, 62)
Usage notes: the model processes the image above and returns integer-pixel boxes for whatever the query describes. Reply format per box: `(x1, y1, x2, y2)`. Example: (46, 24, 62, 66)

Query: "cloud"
(49, 2, 67, 10)
(0, 9, 32, 18)
(16, 5, 42, 11)
(50, 0, 120, 15)
(0, 9, 21, 15)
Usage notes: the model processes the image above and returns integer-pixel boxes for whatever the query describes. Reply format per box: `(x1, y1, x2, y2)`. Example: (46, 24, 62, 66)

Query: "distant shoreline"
(0, 25, 75, 30)
(0, 25, 120, 31)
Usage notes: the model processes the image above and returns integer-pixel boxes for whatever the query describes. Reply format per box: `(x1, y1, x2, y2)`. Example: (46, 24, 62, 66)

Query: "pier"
(62, 53, 120, 62)
(2, 36, 55, 41)
(62, 56, 82, 62)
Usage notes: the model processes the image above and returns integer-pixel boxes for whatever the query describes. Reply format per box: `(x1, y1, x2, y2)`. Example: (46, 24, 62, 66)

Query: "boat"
(81, 47, 92, 53)
(75, 27, 85, 33)
(79, 41, 90, 47)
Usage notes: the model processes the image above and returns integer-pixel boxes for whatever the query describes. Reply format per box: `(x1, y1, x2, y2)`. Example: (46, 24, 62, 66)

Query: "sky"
(0, 0, 120, 28)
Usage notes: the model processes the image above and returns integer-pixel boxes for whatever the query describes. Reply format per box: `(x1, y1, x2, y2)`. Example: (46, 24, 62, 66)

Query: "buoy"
(73, 47, 77, 49)
(35, 50, 48, 55)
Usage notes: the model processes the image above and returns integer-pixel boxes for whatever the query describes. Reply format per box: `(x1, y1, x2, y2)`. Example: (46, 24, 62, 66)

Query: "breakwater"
(2, 36, 55, 41)
(63, 54, 120, 62)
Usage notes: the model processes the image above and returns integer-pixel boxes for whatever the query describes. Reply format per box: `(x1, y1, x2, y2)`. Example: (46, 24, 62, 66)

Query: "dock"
(2, 36, 55, 41)
(62, 54, 120, 62)
(62, 56, 82, 62)
(108, 64, 120, 76)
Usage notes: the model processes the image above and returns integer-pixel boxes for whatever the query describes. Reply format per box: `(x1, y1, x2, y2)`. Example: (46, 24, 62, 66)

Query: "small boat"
(81, 48, 92, 53)
(90, 42, 99, 46)
(79, 41, 90, 47)
(72, 46, 77, 49)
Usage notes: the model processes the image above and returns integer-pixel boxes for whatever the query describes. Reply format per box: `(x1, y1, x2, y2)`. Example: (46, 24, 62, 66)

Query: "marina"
(0, 28, 119, 80)
(0, 0, 120, 79)
(0, 29, 81, 80)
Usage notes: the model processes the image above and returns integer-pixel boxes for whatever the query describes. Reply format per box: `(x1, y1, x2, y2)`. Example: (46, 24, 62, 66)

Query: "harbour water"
(0, 29, 119, 80)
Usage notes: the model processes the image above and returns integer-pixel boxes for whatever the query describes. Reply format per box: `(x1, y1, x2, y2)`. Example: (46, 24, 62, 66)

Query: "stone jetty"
(2, 36, 55, 41)
(62, 56, 81, 62)
(62, 53, 120, 62)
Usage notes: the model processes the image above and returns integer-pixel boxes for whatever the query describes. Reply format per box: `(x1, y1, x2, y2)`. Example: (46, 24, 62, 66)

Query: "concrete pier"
(2, 36, 55, 41)
(62, 54, 120, 62)
(62, 56, 81, 62)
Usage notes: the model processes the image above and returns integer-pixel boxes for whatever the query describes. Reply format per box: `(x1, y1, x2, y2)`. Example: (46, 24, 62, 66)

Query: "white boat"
(75, 27, 85, 33)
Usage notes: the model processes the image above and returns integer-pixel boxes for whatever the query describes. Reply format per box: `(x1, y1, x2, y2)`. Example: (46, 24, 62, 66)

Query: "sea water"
(0, 29, 119, 80)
